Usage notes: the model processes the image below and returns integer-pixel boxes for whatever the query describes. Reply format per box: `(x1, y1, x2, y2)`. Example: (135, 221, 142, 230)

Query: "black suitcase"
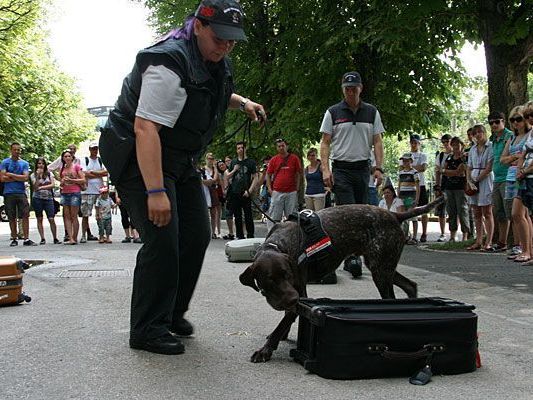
(289, 297, 478, 380)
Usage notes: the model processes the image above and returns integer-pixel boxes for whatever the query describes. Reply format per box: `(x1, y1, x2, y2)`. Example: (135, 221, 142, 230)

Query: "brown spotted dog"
(239, 196, 444, 362)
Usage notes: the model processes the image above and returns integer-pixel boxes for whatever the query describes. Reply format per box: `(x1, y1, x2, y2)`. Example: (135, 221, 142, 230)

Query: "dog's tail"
(394, 195, 445, 223)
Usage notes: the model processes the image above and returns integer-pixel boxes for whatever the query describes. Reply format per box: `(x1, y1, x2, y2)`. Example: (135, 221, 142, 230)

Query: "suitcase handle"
(368, 343, 446, 360)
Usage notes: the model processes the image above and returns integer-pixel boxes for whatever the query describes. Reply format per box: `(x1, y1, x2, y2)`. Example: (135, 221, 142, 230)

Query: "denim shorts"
(32, 197, 55, 218)
(61, 192, 81, 207)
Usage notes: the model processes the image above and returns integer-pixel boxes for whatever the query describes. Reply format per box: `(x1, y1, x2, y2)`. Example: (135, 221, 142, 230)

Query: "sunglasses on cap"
(510, 116, 524, 123)
(488, 119, 502, 125)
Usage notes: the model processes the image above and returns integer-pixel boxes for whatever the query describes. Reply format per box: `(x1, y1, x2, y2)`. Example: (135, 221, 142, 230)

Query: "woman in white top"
(379, 186, 405, 212)
(379, 186, 408, 241)
(466, 124, 494, 251)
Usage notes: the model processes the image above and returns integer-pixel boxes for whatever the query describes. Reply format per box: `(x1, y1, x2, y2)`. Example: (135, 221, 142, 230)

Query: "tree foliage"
(139, 0, 531, 164)
(0, 0, 95, 162)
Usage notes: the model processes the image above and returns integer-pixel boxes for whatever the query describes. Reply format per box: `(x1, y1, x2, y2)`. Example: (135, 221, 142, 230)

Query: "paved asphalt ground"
(0, 217, 532, 400)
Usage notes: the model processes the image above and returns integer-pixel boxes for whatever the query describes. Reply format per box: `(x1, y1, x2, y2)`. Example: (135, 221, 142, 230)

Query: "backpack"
(85, 156, 103, 169)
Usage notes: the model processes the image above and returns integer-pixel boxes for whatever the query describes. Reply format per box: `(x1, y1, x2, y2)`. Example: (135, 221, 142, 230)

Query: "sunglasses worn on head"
(488, 119, 502, 125)
(510, 116, 524, 123)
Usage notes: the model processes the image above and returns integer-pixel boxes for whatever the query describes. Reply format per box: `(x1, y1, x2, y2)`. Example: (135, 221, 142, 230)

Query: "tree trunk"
(478, 0, 531, 117)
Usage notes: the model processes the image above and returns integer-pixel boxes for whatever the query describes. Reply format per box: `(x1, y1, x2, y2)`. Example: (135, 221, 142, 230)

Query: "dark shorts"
(418, 186, 429, 206)
(32, 197, 55, 218)
(4, 193, 30, 220)
(61, 192, 81, 207)
(519, 178, 533, 214)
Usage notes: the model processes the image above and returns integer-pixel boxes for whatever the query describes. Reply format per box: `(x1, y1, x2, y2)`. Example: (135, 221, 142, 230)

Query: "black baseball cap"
(342, 71, 362, 87)
(410, 134, 421, 142)
(195, 0, 247, 41)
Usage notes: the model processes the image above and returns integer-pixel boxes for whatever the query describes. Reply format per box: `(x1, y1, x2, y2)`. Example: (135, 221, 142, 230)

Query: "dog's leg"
(370, 270, 396, 299)
(393, 271, 418, 298)
(251, 312, 297, 363)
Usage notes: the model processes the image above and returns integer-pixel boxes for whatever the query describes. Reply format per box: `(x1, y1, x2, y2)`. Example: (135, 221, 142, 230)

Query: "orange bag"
(0, 256, 31, 306)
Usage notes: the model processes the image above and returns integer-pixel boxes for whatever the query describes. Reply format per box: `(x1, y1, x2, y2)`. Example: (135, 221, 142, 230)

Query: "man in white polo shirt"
(320, 71, 385, 279)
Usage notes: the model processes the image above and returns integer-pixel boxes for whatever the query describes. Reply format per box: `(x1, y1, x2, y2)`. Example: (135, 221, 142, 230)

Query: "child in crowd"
(398, 152, 420, 244)
(95, 186, 116, 243)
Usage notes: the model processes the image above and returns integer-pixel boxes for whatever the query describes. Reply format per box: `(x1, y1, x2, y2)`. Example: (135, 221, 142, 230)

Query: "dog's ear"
(239, 265, 259, 292)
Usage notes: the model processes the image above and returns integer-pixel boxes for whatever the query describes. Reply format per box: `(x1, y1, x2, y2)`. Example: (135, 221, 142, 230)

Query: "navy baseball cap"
(410, 134, 421, 142)
(195, 0, 247, 41)
(342, 71, 362, 87)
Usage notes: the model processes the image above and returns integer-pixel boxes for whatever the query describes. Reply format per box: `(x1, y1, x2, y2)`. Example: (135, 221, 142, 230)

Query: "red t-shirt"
(267, 153, 302, 193)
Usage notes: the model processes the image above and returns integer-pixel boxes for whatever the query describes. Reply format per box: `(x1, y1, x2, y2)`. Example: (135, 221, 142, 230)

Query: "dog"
(239, 196, 444, 362)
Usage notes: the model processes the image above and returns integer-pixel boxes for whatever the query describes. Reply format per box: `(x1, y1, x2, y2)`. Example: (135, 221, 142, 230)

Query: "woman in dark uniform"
(100, 0, 266, 355)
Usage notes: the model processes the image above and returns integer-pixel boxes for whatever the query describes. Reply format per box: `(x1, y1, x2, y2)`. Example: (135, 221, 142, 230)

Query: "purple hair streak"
(153, 16, 195, 46)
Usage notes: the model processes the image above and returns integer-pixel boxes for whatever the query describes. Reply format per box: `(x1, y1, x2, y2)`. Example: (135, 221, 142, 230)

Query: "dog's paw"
(250, 347, 273, 363)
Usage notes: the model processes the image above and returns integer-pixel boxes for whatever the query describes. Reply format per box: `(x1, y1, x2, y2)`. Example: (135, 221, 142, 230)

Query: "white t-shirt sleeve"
(373, 109, 385, 135)
(319, 110, 333, 135)
(135, 65, 187, 128)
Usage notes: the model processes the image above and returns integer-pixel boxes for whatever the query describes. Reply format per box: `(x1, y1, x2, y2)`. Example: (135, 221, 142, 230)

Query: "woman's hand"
(147, 192, 171, 228)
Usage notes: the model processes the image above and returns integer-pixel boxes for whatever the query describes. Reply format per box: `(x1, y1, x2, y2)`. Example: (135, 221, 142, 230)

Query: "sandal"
(520, 258, 533, 266)
(481, 246, 496, 252)
(211, 233, 218, 239)
(492, 242, 507, 252)
(467, 244, 482, 251)
(514, 255, 531, 263)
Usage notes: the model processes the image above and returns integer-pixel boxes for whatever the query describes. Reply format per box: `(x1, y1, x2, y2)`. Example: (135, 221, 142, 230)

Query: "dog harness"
(288, 209, 333, 266)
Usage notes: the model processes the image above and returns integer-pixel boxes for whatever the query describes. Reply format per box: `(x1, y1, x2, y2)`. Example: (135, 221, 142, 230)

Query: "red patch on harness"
(305, 237, 332, 257)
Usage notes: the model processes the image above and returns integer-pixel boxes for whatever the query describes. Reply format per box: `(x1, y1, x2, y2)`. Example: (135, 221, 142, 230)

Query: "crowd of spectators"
(0, 142, 141, 246)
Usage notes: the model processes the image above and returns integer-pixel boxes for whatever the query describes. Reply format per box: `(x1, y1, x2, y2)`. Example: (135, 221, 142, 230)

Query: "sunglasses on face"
(510, 116, 524, 123)
(488, 119, 502, 125)
(441, 140, 450, 144)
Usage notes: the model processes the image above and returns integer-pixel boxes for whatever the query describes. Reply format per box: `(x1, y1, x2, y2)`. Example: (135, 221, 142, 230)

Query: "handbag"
(464, 180, 479, 196)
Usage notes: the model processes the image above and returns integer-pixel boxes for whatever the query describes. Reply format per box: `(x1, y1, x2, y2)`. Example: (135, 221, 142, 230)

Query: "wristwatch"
(239, 98, 250, 112)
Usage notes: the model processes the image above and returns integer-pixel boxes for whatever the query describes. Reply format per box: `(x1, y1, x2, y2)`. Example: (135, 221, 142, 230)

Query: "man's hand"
(373, 169, 383, 186)
(147, 192, 171, 227)
(322, 169, 334, 188)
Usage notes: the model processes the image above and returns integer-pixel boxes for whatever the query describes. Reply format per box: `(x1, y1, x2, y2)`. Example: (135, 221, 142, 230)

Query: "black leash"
(215, 112, 268, 149)
(250, 197, 277, 224)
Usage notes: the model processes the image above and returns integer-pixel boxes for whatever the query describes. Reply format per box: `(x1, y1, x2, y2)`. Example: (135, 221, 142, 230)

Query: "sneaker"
(437, 234, 446, 242)
(133, 238, 143, 244)
(80, 237, 87, 243)
(222, 234, 235, 240)
(87, 235, 99, 241)
(508, 246, 522, 256)
(10, 240, 18, 247)
(23, 239, 37, 246)
(40, 239, 46, 245)
(53, 238, 61, 244)
(121, 237, 132, 243)
(419, 234, 427, 243)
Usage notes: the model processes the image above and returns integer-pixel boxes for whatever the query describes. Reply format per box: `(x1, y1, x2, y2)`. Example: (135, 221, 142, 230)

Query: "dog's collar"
(261, 242, 281, 252)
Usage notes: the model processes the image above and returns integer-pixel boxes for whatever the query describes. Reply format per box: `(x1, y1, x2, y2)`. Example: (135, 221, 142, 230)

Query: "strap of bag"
(271, 154, 290, 185)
